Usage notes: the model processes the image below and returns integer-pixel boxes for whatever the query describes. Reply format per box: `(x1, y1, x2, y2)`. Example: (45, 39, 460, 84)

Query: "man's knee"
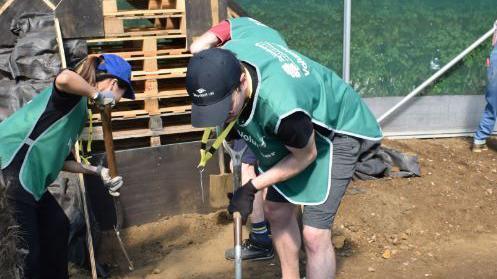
(303, 226, 331, 254)
(264, 202, 294, 225)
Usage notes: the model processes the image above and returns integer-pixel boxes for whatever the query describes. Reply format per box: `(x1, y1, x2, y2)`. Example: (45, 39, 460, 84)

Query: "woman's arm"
(55, 69, 98, 98)
(62, 160, 98, 175)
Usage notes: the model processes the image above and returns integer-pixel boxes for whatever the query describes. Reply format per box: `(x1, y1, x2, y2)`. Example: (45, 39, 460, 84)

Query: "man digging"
(187, 17, 382, 278)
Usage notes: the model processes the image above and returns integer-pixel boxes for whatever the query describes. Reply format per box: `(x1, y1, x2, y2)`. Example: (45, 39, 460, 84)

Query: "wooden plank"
(103, 0, 124, 35)
(89, 103, 191, 122)
(88, 47, 189, 59)
(54, 18, 66, 68)
(104, 9, 184, 17)
(131, 67, 187, 80)
(82, 124, 201, 140)
(120, 89, 187, 101)
(55, 0, 104, 38)
(210, 0, 219, 25)
(87, 34, 186, 43)
(185, 0, 227, 48)
(125, 53, 191, 61)
(105, 28, 183, 38)
(0, 0, 15, 16)
(42, 0, 55, 10)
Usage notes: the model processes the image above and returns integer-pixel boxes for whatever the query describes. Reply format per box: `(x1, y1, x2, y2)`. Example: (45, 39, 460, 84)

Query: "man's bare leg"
(303, 225, 335, 279)
(264, 201, 300, 279)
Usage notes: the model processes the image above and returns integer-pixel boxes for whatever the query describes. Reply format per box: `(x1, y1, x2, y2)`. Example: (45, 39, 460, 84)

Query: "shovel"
(100, 105, 134, 271)
(208, 127, 233, 208)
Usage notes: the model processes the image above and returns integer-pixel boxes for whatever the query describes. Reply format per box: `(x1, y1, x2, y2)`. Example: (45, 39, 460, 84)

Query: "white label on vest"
(237, 130, 276, 159)
(254, 41, 310, 79)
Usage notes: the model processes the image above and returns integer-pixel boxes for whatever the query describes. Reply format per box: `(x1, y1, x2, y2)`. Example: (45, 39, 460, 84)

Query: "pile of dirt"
(73, 137, 497, 278)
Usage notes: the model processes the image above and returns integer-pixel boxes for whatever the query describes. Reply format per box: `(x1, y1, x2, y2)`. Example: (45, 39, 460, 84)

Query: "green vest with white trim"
(223, 17, 382, 205)
(0, 87, 88, 201)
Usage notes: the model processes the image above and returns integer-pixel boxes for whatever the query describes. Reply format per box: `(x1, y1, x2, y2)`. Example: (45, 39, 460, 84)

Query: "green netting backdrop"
(235, 0, 497, 97)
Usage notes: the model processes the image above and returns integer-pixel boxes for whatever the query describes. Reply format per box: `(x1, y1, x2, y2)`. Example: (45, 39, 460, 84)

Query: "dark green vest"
(0, 87, 88, 200)
(223, 17, 382, 204)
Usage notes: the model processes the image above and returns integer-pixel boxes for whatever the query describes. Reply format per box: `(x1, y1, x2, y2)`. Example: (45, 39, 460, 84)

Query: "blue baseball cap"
(97, 54, 135, 100)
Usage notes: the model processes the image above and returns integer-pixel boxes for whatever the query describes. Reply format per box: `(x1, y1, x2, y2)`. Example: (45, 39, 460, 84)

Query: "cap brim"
(191, 93, 232, 128)
(123, 85, 135, 100)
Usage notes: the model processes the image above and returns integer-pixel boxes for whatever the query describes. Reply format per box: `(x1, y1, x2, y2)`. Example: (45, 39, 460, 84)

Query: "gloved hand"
(93, 90, 116, 109)
(97, 166, 123, 197)
(227, 180, 258, 222)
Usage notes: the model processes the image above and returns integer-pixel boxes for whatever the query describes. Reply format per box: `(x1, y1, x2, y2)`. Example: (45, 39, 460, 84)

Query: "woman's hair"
(74, 55, 102, 86)
(74, 55, 128, 90)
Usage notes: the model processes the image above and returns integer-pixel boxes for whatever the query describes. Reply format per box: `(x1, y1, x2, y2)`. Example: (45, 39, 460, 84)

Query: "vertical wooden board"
(85, 141, 220, 230)
(185, 0, 227, 48)
(217, 0, 228, 23)
(55, 0, 104, 38)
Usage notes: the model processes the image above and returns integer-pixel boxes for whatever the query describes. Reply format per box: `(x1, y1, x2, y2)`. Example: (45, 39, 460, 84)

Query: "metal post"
(223, 141, 247, 279)
(377, 27, 496, 124)
(343, 0, 351, 83)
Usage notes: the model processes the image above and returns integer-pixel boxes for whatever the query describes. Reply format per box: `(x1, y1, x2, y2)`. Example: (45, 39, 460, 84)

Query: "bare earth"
(73, 137, 497, 279)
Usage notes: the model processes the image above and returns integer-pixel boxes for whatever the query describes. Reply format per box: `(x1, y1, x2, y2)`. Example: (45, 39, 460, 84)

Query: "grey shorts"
(266, 134, 362, 229)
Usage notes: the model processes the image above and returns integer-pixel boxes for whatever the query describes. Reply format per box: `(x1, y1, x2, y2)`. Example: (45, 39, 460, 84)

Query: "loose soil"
(73, 137, 497, 279)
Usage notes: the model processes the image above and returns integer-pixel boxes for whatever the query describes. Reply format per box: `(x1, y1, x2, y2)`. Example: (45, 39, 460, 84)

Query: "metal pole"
(378, 27, 496, 124)
(216, 127, 226, 174)
(343, 0, 351, 82)
(223, 141, 247, 279)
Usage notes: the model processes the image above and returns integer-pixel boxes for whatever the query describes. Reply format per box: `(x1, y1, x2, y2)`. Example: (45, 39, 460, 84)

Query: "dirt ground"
(73, 137, 497, 279)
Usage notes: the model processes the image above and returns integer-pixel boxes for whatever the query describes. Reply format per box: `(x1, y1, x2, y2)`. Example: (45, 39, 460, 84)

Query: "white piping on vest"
(258, 131, 333, 206)
(1, 90, 52, 169)
(274, 108, 384, 142)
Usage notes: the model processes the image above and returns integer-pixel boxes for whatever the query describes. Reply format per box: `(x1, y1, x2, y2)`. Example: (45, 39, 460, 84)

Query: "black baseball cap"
(186, 48, 242, 128)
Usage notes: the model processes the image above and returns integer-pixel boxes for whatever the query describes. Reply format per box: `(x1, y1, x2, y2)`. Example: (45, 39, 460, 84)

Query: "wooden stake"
(210, 0, 219, 25)
(0, 0, 15, 16)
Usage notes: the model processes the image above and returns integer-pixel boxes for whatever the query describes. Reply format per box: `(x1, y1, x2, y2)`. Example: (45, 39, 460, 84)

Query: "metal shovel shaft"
(222, 140, 247, 279)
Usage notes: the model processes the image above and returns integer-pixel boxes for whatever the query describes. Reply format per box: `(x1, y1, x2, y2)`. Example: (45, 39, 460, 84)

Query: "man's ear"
(239, 72, 248, 92)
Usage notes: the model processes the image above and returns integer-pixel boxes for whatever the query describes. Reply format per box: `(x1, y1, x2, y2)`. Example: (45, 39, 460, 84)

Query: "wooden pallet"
(81, 120, 201, 149)
(104, 9, 184, 19)
(113, 0, 185, 11)
(128, 55, 190, 75)
(90, 102, 192, 121)
(103, 0, 186, 37)
(87, 35, 187, 58)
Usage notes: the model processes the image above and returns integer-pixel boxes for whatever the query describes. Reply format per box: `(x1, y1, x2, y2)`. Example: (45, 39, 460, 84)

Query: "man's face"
(225, 72, 249, 123)
(226, 88, 245, 123)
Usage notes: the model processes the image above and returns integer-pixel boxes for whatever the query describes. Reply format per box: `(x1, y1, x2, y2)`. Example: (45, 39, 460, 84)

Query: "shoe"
(225, 238, 274, 261)
(472, 143, 488, 152)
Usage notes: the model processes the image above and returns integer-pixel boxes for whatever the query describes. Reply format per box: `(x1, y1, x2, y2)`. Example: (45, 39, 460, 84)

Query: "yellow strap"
(197, 119, 237, 169)
(78, 139, 92, 165)
(86, 108, 93, 153)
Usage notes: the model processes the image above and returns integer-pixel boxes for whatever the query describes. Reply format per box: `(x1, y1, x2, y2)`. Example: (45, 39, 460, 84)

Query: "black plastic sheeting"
(355, 141, 421, 180)
(0, 12, 87, 121)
